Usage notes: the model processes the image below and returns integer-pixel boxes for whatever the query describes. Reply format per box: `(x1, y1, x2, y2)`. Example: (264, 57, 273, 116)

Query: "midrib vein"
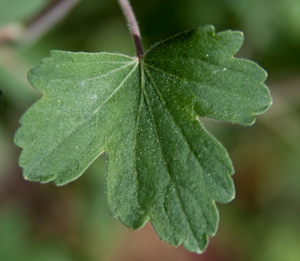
(141, 69, 199, 244)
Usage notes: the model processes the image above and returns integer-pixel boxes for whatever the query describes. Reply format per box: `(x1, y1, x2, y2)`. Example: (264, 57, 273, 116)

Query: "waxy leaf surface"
(15, 25, 272, 253)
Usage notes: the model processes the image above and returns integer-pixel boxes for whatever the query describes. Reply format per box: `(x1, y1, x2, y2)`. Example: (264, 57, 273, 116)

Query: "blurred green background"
(0, 0, 299, 260)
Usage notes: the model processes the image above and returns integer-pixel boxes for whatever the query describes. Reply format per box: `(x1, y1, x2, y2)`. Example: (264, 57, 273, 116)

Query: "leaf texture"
(14, 25, 272, 253)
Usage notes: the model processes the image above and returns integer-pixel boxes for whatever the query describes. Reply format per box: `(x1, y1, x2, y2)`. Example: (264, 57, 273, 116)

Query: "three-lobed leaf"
(14, 25, 272, 253)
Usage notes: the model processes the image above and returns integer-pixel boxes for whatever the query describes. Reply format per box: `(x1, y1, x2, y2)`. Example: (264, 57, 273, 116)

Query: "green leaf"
(14, 25, 272, 253)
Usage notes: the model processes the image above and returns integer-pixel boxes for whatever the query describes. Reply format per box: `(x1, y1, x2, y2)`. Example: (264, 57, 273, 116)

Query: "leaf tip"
(198, 24, 216, 38)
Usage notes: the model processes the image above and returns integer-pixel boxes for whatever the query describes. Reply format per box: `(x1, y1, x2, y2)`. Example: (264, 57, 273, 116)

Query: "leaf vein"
(29, 62, 139, 174)
(133, 65, 147, 218)
(144, 62, 239, 103)
(144, 66, 214, 231)
(144, 57, 219, 65)
(142, 70, 199, 244)
(143, 66, 206, 174)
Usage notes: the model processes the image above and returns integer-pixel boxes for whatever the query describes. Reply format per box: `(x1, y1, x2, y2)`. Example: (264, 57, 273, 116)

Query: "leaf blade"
(145, 25, 272, 125)
(14, 25, 272, 253)
(15, 51, 140, 185)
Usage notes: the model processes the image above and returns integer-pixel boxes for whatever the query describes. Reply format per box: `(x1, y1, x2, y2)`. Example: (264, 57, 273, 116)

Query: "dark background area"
(0, 0, 300, 260)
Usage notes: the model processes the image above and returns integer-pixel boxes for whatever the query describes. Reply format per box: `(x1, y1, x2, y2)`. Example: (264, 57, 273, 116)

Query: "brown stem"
(21, 0, 81, 45)
(118, 0, 144, 59)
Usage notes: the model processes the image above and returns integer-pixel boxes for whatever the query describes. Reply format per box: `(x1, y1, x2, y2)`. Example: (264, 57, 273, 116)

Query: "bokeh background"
(0, 0, 300, 260)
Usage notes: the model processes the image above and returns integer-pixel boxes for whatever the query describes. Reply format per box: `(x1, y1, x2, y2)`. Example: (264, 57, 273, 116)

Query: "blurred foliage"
(0, 0, 300, 260)
(0, 0, 51, 26)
